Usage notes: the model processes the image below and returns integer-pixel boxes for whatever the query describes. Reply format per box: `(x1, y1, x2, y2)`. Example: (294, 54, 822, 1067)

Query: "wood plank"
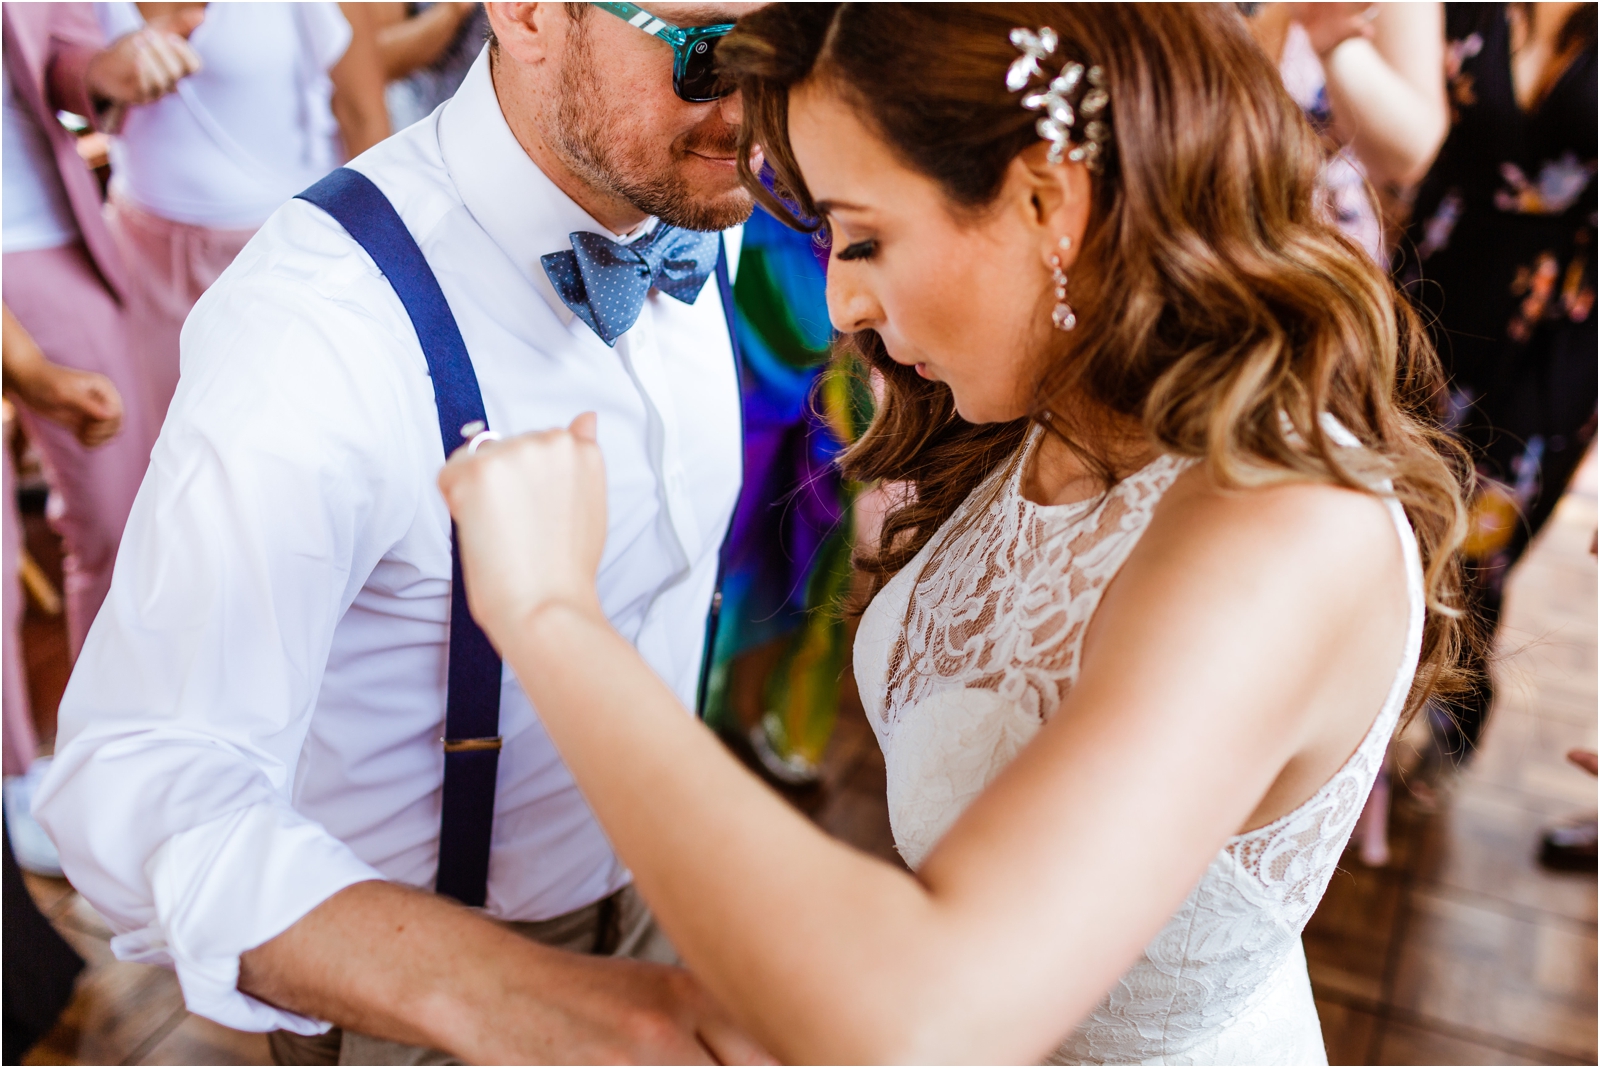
(133, 1013, 272, 1066)
(1389, 887, 1597, 1063)
(1313, 997, 1380, 1066)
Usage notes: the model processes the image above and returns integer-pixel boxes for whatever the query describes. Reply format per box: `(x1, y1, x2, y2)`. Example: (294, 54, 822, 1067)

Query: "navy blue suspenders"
(297, 168, 503, 906)
(295, 167, 742, 908)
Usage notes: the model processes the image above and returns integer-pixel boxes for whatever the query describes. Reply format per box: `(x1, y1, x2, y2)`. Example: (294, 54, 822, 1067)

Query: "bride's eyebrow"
(814, 198, 870, 215)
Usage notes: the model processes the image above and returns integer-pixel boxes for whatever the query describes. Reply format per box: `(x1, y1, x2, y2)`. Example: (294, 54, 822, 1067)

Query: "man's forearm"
(238, 880, 526, 1055)
(237, 879, 758, 1065)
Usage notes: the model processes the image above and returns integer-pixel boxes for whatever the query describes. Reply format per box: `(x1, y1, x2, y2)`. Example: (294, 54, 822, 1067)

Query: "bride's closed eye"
(836, 238, 879, 262)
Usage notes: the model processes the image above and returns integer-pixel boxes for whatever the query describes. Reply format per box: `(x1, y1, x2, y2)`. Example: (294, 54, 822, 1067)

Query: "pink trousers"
(3, 243, 154, 669)
(3, 447, 36, 776)
(105, 192, 257, 430)
(3, 243, 153, 773)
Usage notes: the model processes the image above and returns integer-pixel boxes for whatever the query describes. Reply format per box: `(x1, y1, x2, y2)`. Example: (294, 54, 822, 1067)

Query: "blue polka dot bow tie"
(540, 225, 721, 347)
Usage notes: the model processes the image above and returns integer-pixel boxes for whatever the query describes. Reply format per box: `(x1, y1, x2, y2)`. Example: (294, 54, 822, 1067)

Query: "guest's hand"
(438, 413, 609, 646)
(2, 305, 123, 448)
(86, 8, 204, 109)
(19, 366, 123, 448)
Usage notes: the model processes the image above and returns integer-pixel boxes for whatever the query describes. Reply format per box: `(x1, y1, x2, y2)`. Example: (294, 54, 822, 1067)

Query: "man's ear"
(485, 3, 562, 65)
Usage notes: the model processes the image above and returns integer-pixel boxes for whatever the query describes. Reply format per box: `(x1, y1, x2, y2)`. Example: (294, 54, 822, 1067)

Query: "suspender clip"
(443, 736, 503, 753)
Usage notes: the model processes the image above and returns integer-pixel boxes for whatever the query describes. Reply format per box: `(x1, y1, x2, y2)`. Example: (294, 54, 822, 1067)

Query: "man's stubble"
(550, 23, 753, 233)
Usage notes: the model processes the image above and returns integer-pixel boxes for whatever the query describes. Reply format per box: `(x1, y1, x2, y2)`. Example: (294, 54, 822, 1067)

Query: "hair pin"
(1007, 27, 1112, 171)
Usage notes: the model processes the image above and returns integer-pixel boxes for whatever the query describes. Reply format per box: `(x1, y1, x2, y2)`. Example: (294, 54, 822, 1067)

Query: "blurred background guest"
(2, 1, 190, 661)
(2, 817, 83, 1064)
(3, 308, 124, 876)
(1248, 2, 1449, 259)
(370, 2, 485, 131)
(1397, 0, 1596, 787)
(1540, 747, 1598, 870)
(95, 1, 388, 431)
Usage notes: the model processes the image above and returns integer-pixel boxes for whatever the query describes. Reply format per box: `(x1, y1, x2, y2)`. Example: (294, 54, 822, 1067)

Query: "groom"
(36, 3, 766, 1063)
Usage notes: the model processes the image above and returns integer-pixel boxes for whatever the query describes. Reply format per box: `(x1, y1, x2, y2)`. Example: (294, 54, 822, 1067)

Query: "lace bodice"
(854, 426, 1424, 1065)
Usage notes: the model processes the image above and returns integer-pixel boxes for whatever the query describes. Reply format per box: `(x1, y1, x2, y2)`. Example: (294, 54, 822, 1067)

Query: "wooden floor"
(1304, 452, 1599, 1066)
(16, 455, 1597, 1065)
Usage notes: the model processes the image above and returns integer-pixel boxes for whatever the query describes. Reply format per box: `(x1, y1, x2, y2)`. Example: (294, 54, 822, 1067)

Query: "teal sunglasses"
(591, 2, 736, 103)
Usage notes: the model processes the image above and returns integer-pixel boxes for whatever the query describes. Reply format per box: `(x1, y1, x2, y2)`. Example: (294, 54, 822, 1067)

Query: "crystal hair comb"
(1007, 27, 1111, 171)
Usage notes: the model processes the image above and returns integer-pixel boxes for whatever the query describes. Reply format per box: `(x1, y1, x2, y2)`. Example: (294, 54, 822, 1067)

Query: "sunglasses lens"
(677, 35, 731, 102)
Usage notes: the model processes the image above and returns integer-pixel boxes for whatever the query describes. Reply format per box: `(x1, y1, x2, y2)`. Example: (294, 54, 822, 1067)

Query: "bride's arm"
(441, 418, 1405, 1064)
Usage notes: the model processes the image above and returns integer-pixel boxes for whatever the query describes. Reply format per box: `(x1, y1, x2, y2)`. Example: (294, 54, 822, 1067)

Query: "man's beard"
(552, 46, 753, 232)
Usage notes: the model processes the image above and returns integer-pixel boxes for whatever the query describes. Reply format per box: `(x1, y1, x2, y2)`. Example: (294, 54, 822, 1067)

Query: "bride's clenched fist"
(438, 412, 608, 646)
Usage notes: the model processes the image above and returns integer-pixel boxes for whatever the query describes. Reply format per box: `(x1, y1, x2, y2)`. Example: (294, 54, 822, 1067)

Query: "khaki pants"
(268, 884, 672, 1066)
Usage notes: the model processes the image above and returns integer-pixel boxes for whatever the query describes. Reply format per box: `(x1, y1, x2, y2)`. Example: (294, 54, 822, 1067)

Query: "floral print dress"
(1400, 2, 1595, 485)
(1396, 2, 1595, 757)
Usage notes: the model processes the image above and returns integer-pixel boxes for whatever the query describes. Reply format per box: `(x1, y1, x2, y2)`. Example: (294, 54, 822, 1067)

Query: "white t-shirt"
(96, 1, 352, 229)
(2, 57, 81, 253)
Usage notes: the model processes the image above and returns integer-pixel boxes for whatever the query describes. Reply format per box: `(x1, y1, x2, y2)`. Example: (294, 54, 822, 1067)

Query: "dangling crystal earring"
(1049, 235, 1076, 331)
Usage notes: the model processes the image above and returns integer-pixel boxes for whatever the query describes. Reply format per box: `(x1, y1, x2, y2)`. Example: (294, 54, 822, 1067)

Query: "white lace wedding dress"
(854, 425, 1424, 1065)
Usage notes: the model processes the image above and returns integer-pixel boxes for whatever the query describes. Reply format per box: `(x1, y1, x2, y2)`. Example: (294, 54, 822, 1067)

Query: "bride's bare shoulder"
(1169, 458, 1397, 531)
(1121, 460, 1405, 606)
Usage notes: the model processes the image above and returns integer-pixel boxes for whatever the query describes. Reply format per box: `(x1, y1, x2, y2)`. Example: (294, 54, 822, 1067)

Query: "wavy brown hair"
(718, 2, 1473, 712)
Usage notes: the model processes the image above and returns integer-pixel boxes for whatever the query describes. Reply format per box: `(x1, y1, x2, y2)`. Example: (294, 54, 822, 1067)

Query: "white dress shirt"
(36, 51, 743, 1034)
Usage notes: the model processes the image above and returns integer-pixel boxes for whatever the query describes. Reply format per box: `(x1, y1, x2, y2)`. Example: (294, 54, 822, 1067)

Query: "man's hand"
(239, 880, 772, 1065)
(468, 951, 774, 1065)
(85, 8, 204, 110)
(2, 305, 123, 448)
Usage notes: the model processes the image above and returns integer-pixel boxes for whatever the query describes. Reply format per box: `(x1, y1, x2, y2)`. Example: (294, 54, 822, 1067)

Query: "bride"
(440, 4, 1469, 1063)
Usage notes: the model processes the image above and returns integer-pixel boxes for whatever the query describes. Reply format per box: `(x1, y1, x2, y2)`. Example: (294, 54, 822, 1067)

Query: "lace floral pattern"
(882, 442, 1193, 731)
(854, 427, 1423, 1064)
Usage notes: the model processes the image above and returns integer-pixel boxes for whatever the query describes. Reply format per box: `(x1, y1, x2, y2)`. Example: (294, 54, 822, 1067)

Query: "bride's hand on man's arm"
(437, 412, 610, 648)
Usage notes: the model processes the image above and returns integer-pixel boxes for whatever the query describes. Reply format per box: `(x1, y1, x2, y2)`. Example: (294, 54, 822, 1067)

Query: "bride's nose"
(825, 266, 883, 335)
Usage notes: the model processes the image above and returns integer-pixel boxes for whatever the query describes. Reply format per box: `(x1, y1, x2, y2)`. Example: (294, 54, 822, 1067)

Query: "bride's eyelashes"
(836, 238, 879, 262)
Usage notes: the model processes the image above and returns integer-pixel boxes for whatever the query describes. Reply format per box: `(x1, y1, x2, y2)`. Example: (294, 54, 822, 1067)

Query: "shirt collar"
(438, 49, 658, 326)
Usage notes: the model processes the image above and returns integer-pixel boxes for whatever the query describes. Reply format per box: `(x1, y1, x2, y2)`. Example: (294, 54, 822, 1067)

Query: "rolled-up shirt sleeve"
(34, 261, 430, 1033)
